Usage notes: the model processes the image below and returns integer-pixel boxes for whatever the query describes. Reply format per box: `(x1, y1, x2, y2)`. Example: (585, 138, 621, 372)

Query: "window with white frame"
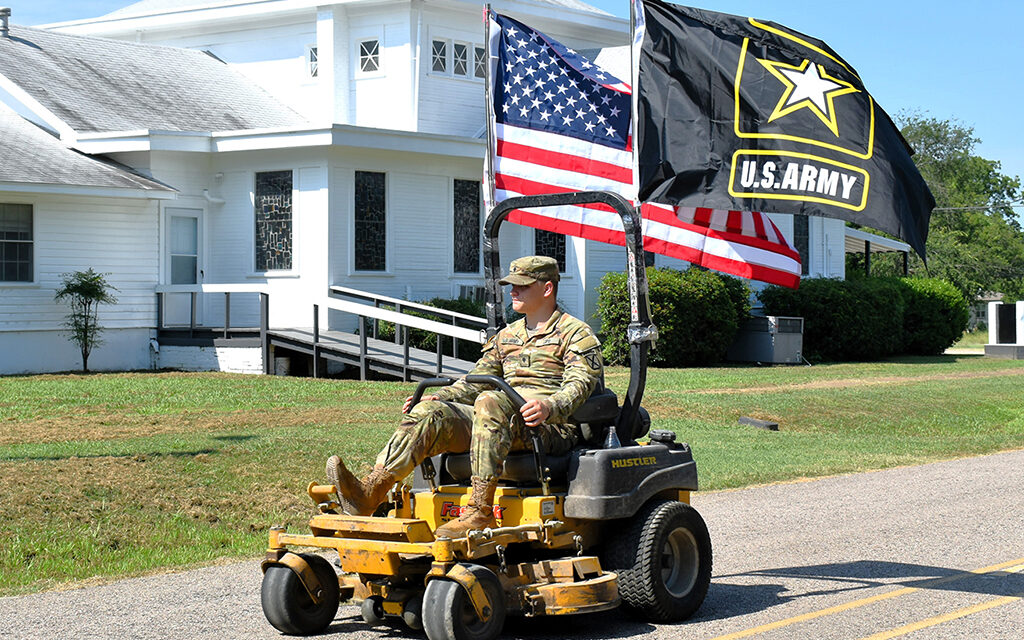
(254, 171, 293, 271)
(534, 229, 566, 272)
(307, 46, 318, 78)
(359, 39, 380, 73)
(354, 171, 386, 271)
(452, 42, 469, 76)
(0, 203, 32, 282)
(473, 45, 486, 78)
(453, 180, 481, 273)
(431, 39, 448, 73)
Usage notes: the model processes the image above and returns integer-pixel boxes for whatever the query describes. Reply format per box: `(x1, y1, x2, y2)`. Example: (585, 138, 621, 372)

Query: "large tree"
(894, 114, 1024, 300)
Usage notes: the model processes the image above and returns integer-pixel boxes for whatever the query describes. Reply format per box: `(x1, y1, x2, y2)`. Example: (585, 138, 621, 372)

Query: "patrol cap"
(498, 255, 560, 286)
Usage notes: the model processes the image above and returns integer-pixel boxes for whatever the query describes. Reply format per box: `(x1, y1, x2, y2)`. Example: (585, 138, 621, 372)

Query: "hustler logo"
(611, 456, 658, 469)
(440, 502, 506, 520)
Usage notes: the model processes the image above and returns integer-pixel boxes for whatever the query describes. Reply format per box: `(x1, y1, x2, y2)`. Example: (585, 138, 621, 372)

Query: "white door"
(164, 208, 203, 326)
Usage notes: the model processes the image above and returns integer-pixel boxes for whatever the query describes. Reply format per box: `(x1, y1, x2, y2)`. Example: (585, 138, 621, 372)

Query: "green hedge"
(597, 267, 750, 366)
(758, 277, 968, 361)
(900, 278, 970, 355)
(374, 297, 487, 361)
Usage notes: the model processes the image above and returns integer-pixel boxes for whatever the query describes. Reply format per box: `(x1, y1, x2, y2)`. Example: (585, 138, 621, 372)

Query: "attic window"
(453, 42, 468, 76)
(431, 39, 447, 73)
(307, 46, 318, 78)
(474, 45, 486, 78)
(359, 39, 380, 73)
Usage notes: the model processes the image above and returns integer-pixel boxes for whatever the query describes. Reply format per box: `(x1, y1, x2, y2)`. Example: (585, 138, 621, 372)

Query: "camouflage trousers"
(374, 391, 579, 482)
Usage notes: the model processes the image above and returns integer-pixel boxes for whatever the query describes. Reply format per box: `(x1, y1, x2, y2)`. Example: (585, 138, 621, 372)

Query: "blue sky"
(10, 0, 1024, 187)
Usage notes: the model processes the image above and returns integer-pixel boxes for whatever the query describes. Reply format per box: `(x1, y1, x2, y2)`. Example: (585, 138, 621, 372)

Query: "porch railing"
(154, 283, 269, 339)
(323, 286, 487, 379)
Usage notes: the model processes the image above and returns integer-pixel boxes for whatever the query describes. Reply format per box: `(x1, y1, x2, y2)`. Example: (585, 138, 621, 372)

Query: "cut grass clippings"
(1, 356, 1023, 596)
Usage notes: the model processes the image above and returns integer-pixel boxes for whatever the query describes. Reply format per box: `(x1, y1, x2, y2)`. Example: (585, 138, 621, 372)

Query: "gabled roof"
(99, 0, 611, 19)
(0, 25, 307, 135)
(0, 106, 174, 195)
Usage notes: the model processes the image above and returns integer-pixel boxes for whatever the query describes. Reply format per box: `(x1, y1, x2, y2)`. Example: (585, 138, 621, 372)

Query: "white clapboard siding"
(0, 195, 159, 332)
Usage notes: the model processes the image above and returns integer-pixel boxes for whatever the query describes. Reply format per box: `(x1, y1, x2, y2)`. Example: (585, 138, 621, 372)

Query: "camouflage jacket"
(433, 309, 603, 424)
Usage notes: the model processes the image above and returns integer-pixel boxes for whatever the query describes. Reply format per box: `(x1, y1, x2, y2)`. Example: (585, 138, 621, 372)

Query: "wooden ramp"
(266, 327, 475, 380)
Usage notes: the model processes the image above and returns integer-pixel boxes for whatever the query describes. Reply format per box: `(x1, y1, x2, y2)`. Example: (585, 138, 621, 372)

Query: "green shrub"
(900, 278, 969, 355)
(597, 267, 750, 367)
(758, 276, 967, 361)
(374, 297, 487, 361)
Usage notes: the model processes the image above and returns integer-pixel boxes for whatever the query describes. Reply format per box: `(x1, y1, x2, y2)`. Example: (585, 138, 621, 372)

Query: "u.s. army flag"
(634, 0, 934, 258)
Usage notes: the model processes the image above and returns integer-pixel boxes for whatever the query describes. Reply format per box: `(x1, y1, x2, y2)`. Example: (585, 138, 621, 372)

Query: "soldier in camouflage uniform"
(326, 256, 603, 538)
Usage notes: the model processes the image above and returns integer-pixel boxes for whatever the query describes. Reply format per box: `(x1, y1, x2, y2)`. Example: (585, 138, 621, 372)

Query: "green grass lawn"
(2, 357, 1023, 595)
(953, 328, 989, 348)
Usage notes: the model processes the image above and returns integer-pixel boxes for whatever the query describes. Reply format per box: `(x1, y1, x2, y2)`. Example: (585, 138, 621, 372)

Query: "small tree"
(54, 269, 118, 372)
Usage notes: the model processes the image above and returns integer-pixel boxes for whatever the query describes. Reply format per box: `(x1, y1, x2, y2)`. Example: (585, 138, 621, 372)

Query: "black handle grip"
(406, 377, 455, 414)
(464, 374, 526, 408)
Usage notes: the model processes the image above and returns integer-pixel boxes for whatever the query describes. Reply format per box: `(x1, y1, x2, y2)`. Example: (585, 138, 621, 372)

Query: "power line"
(932, 203, 1024, 211)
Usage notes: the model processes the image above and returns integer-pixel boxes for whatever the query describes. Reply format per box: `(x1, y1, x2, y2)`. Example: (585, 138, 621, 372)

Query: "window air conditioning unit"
(726, 316, 804, 364)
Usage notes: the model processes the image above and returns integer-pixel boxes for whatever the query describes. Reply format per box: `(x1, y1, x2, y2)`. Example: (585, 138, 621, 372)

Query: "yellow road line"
(707, 557, 1024, 640)
(858, 593, 1023, 640)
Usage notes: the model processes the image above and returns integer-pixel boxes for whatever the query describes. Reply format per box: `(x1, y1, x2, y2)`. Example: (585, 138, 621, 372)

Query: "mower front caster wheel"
(422, 564, 506, 640)
(261, 553, 340, 635)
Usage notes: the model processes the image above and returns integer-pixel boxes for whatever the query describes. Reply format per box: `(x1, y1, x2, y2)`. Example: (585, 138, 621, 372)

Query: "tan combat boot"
(434, 476, 499, 539)
(325, 455, 396, 516)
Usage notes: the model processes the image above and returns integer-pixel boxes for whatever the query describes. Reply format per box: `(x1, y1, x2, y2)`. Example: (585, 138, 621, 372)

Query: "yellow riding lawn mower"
(259, 192, 713, 639)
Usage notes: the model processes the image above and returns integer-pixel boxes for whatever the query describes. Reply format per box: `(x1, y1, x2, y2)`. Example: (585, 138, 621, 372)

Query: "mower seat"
(443, 450, 574, 485)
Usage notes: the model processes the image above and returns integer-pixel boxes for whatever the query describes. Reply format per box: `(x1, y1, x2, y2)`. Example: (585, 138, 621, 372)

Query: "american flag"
(486, 11, 801, 288)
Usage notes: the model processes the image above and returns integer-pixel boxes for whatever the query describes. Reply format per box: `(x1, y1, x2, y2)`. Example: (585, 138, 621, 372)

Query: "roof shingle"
(0, 105, 174, 192)
(0, 25, 307, 134)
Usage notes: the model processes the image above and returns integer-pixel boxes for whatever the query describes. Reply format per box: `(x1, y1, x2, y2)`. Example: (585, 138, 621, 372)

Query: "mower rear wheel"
(422, 564, 506, 640)
(261, 553, 340, 635)
(601, 499, 711, 621)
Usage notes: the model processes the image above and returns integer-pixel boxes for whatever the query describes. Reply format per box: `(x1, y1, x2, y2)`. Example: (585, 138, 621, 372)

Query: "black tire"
(422, 564, 506, 640)
(601, 500, 712, 622)
(261, 553, 340, 635)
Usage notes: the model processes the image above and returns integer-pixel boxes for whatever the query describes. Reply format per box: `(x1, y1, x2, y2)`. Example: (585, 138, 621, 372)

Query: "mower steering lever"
(464, 374, 551, 495)
(407, 377, 456, 413)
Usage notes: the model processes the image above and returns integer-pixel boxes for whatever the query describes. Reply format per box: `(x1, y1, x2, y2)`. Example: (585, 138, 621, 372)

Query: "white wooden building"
(0, 0, 864, 375)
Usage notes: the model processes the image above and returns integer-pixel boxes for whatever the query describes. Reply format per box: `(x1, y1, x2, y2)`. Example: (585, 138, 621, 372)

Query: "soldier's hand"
(404, 394, 439, 414)
(520, 399, 551, 428)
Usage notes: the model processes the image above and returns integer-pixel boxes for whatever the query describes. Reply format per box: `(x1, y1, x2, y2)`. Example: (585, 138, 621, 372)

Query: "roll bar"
(482, 191, 658, 441)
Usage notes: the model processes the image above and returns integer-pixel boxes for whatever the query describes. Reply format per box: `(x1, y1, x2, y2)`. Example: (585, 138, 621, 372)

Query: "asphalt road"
(2, 449, 1022, 640)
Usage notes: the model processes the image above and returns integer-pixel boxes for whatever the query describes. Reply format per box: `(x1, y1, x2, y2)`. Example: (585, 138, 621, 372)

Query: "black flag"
(635, 0, 934, 258)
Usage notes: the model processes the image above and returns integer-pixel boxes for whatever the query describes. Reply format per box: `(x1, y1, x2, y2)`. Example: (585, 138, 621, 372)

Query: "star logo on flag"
(757, 57, 859, 137)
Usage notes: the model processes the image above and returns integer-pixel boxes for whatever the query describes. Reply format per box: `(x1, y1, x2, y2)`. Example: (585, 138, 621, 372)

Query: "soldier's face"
(510, 280, 550, 315)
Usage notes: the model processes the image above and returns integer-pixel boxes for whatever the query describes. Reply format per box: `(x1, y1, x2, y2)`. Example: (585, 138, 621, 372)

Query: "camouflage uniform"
(374, 308, 603, 482)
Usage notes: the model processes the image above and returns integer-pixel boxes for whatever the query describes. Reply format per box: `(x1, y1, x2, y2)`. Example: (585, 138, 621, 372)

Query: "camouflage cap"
(498, 255, 561, 286)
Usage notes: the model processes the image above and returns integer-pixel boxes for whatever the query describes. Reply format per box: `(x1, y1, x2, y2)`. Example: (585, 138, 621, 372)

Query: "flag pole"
(629, 0, 640, 203)
(483, 4, 498, 215)
(481, 4, 505, 333)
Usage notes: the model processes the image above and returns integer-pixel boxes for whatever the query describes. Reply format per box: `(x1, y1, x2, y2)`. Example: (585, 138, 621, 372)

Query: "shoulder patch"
(583, 348, 602, 370)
